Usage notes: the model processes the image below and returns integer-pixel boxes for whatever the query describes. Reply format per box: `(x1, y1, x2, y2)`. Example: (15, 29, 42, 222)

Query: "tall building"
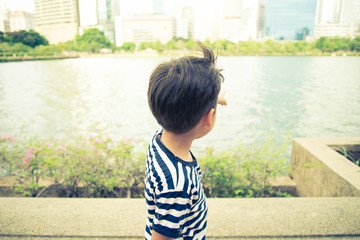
(220, 0, 258, 42)
(96, 0, 119, 44)
(0, 1, 9, 32)
(257, 1, 265, 39)
(355, 0, 360, 34)
(193, 0, 221, 42)
(121, 14, 176, 44)
(8, 11, 35, 31)
(176, 17, 189, 39)
(263, 0, 317, 40)
(221, 0, 244, 42)
(315, 0, 360, 38)
(34, 0, 80, 44)
(176, 5, 194, 39)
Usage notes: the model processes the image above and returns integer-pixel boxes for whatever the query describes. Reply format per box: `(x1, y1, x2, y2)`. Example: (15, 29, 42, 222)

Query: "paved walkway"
(0, 197, 359, 239)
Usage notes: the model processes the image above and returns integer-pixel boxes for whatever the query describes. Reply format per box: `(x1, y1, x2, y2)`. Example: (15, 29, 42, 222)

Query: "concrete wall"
(290, 138, 360, 197)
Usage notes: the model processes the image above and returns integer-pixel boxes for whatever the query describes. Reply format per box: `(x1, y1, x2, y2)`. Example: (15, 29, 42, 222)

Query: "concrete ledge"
(290, 138, 360, 197)
(0, 198, 359, 239)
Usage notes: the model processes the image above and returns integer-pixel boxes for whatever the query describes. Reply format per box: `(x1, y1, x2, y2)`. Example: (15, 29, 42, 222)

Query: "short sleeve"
(153, 189, 192, 238)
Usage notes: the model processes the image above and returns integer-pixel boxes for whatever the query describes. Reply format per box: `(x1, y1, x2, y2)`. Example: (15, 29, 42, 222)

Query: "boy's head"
(148, 42, 224, 134)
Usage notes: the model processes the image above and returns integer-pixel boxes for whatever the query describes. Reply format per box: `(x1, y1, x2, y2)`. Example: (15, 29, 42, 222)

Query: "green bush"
(0, 134, 292, 198)
(120, 42, 136, 52)
(0, 135, 145, 197)
(198, 135, 291, 198)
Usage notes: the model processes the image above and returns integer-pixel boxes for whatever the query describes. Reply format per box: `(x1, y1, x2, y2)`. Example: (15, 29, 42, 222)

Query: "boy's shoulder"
(146, 130, 200, 194)
(148, 129, 198, 168)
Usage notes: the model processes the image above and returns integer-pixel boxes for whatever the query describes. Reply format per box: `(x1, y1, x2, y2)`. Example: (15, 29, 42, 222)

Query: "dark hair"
(147, 42, 224, 134)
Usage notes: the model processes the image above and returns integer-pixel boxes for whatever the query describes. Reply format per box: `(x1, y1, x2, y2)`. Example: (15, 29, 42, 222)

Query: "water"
(0, 56, 359, 155)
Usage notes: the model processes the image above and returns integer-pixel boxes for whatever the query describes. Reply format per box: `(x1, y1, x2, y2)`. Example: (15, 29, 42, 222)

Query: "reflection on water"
(0, 56, 359, 154)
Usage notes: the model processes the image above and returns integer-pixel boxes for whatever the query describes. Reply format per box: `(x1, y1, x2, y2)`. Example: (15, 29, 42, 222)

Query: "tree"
(0, 31, 4, 42)
(262, 39, 275, 54)
(315, 36, 326, 50)
(121, 42, 136, 52)
(351, 36, 360, 52)
(294, 41, 312, 53)
(243, 41, 261, 54)
(0, 42, 12, 56)
(212, 39, 226, 51)
(33, 44, 61, 55)
(139, 41, 163, 52)
(11, 42, 31, 53)
(185, 39, 198, 50)
(165, 39, 177, 50)
(57, 40, 77, 51)
(284, 42, 297, 54)
(75, 28, 112, 52)
(315, 37, 353, 52)
(152, 41, 163, 52)
(5, 30, 48, 48)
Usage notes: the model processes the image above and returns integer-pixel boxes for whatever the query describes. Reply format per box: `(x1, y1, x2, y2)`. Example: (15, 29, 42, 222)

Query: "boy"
(145, 42, 226, 240)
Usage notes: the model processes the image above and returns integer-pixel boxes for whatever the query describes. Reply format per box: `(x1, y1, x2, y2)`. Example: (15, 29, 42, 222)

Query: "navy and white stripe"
(145, 129, 208, 240)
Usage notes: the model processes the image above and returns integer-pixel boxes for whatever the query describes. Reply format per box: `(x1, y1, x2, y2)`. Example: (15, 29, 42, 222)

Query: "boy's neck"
(160, 129, 194, 162)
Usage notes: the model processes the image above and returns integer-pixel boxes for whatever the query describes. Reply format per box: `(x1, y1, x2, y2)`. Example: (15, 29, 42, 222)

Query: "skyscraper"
(0, 1, 9, 32)
(315, 0, 360, 37)
(8, 11, 35, 32)
(193, 0, 221, 42)
(221, 0, 244, 42)
(176, 4, 194, 39)
(34, 0, 80, 43)
(257, 1, 265, 39)
(121, 14, 176, 44)
(96, 0, 119, 44)
(355, 0, 360, 34)
(263, 0, 317, 40)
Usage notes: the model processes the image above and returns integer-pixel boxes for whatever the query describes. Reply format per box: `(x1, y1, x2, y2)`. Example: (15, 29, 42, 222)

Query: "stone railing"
(290, 137, 360, 197)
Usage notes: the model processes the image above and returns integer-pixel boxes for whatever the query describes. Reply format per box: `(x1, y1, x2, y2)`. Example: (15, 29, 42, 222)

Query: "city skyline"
(1, 0, 359, 45)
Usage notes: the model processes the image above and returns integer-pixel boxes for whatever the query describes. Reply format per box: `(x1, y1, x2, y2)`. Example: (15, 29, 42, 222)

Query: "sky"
(3, 0, 35, 13)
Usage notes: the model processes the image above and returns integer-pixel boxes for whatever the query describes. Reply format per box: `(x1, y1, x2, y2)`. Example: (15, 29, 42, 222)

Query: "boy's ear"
(203, 108, 215, 128)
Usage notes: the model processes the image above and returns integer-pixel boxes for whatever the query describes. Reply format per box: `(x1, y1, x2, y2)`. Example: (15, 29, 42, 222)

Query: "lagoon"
(0, 56, 359, 154)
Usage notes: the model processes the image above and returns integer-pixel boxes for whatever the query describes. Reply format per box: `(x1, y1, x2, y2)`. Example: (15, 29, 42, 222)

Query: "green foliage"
(33, 45, 62, 55)
(0, 42, 12, 54)
(158, 37, 360, 56)
(75, 28, 112, 53)
(351, 36, 360, 51)
(315, 36, 353, 52)
(237, 41, 261, 54)
(9, 42, 32, 53)
(0, 30, 62, 57)
(139, 41, 164, 52)
(0, 136, 23, 176)
(335, 146, 360, 167)
(198, 135, 292, 198)
(4, 30, 48, 48)
(0, 134, 327, 198)
(57, 40, 77, 52)
(120, 42, 136, 52)
(0, 135, 145, 198)
(1, 30, 359, 56)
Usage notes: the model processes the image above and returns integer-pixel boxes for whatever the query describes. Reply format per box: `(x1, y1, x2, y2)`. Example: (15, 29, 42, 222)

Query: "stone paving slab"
(0, 197, 359, 239)
(0, 236, 360, 240)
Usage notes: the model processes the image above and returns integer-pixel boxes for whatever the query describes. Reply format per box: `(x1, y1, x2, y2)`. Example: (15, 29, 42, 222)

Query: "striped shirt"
(145, 129, 208, 240)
